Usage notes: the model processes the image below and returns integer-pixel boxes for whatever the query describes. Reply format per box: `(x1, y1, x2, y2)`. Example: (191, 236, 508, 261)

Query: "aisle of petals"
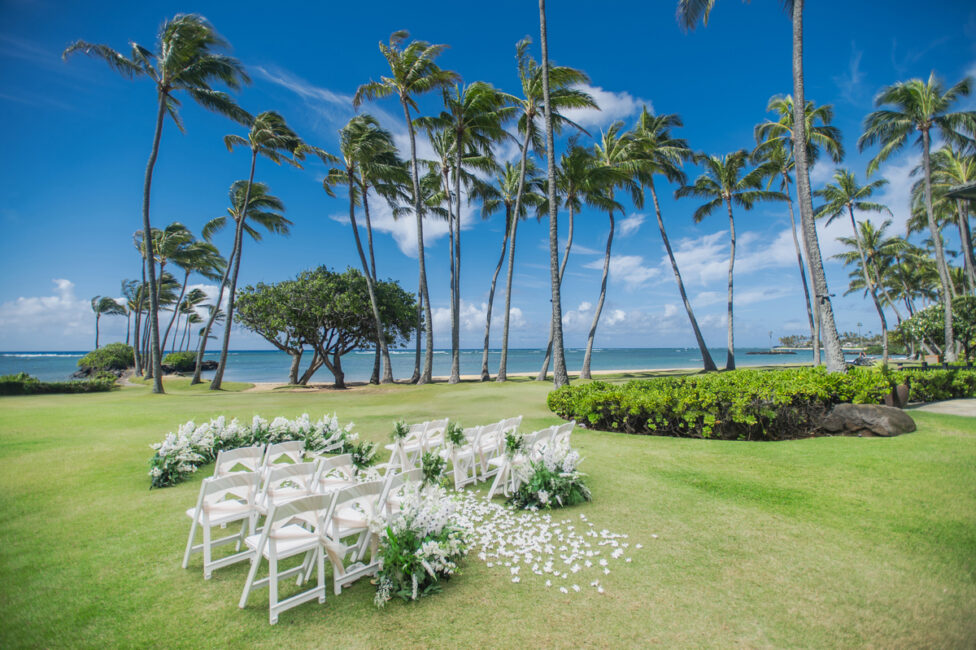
(450, 490, 646, 595)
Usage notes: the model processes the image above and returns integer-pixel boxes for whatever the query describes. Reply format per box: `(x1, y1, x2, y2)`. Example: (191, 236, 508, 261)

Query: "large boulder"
(820, 403, 916, 437)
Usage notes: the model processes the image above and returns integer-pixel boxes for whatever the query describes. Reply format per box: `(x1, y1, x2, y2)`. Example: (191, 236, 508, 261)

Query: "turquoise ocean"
(0, 347, 837, 384)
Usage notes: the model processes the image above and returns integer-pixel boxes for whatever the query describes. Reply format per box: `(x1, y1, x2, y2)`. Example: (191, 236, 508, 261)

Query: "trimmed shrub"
(894, 368, 976, 402)
(0, 372, 117, 396)
(162, 351, 196, 372)
(77, 343, 134, 371)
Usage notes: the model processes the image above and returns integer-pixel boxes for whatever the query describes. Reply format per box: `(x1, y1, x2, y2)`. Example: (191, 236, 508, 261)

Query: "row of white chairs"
(211, 440, 323, 479)
(183, 462, 424, 624)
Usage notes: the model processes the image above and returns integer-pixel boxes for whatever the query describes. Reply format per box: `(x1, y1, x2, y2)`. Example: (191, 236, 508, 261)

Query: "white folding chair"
(384, 421, 428, 471)
(500, 415, 522, 436)
(313, 454, 357, 493)
(474, 421, 504, 480)
(262, 440, 305, 468)
(238, 493, 332, 625)
(183, 471, 260, 579)
(379, 468, 425, 516)
(551, 421, 575, 448)
(487, 429, 545, 499)
(320, 481, 386, 595)
(442, 425, 482, 490)
(527, 425, 558, 461)
(421, 418, 450, 453)
(256, 462, 319, 516)
(212, 445, 265, 478)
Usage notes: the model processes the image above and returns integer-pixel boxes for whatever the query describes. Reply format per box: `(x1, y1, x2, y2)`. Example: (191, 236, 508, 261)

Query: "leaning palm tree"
(121, 279, 139, 349)
(324, 114, 402, 384)
(631, 108, 717, 372)
(203, 111, 306, 390)
(754, 95, 844, 363)
(815, 170, 893, 363)
(677, 150, 784, 370)
(173, 287, 208, 353)
(64, 14, 250, 393)
(677, 0, 849, 373)
(194, 182, 291, 386)
(354, 31, 460, 384)
(580, 123, 640, 380)
(91, 296, 126, 349)
(858, 72, 976, 362)
(161, 238, 224, 354)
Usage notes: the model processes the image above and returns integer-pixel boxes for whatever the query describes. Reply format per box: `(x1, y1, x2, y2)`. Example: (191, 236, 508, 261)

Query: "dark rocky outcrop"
(820, 403, 916, 437)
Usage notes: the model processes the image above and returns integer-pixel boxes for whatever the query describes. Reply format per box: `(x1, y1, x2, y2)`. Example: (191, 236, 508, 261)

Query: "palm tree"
(631, 108, 717, 372)
(754, 95, 845, 363)
(677, 150, 784, 369)
(161, 238, 224, 354)
(859, 72, 976, 362)
(477, 162, 544, 381)
(64, 14, 250, 393)
(91, 296, 125, 349)
(173, 288, 208, 353)
(195, 182, 291, 386)
(354, 31, 460, 384)
(324, 114, 402, 384)
(677, 0, 849, 373)
(121, 279, 139, 348)
(580, 123, 639, 380)
(815, 170, 892, 363)
(498, 35, 596, 385)
(205, 111, 306, 390)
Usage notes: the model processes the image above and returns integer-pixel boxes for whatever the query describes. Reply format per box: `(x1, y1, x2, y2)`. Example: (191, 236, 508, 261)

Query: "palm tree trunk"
(125, 312, 131, 347)
(725, 199, 736, 371)
(783, 172, 817, 364)
(450, 149, 463, 384)
(540, 0, 569, 388)
(161, 270, 189, 355)
(143, 96, 167, 393)
(480, 209, 510, 381)
(956, 199, 975, 294)
(791, 0, 845, 373)
(191, 232, 238, 384)
(848, 208, 889, 365)
(211, 151, 258, 390)
(363, 191, 394, 383)
(411, 284, 422, 384)
(347, 168, 395, 388)
(921, 129, 955, 361)
(94, 313, 100, 350)
(581, 210, 614, 379)
(649, 179, 717, 371)
(497, 136, 532, 382)
(402, 99, 434, 384)
(537, 200, 576, 381)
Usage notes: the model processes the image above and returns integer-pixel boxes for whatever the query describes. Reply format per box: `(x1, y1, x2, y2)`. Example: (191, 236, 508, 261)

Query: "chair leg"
(268, 554, 279, 625)
(182, 518, 198, 569)
(317, 548, 326, 604)
(202, 523, 213, 579)
(239, 553, 262, 609)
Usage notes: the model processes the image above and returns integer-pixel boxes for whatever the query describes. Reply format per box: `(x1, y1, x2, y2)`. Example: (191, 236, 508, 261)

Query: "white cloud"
(582, 254, 660, 290)
(618, 213, 645, 237)
(431, 300, 524, 339)
(562, 84, 651, 130)
(0, 279, 96, 347)
(832, 42, 866, 104)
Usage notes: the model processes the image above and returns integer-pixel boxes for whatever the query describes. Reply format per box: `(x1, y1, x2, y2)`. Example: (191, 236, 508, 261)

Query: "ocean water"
(0, 347, 835, 384)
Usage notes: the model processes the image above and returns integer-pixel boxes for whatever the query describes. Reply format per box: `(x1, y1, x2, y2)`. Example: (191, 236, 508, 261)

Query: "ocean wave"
(2, 353, 83, 358)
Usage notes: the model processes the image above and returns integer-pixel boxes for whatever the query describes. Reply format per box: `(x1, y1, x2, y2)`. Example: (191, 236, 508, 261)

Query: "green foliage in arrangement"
(0, 372, 117, 396)
(391, 419, 410, 441)
(77, 342, 134, 371)
(445, 421, 466, 447)
(421, 451, 446, 487)
(161, 351, 197, 372)
(548, 367, 976, 440)
(350, 440, 378, 469)
(508, 446, 591, 511)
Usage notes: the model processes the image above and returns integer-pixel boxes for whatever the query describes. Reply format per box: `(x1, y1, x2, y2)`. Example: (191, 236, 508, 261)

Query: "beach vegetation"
(0, 372, 117, 395)
(161, 351, 197, 372)
(78, 342, 135, 372)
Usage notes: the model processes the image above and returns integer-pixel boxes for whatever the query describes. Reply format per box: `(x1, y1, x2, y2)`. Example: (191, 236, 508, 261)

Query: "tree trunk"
(411, 285, 422, 383)
(581, 210, 614, 379)
(649, 178, 717, 371)
(450, 146, 463, 384)
(783, 172, 817, 363)
(848, 207, 889, 365)
(402, 99, 434, 383)
(191, 231, 238, 384)
(480, 209, 510, 382)
(958, 199, 976, 294)
(211, 151, 258, 390)
(537, 199, 576, 381)
(142, 95, 168, 393)
(298, 350, 324, 385)
(446, 164, 458, 384)
(362, 190, 392, 383)
(497, 136, 533, 382)
(725, 198, 736, 370)
(94, 313, 100, 350)
(921, 129, 956, 361)
(287, 351, 301, 385)
(539, 0, 569, 388)
(792, 0, 845, 373)
(161, 270, 189, 355)
(133, 279, 144, 374)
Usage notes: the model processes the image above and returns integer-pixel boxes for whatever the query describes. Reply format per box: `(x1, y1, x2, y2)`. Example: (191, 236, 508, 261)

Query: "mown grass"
(1, 377, 974, 648)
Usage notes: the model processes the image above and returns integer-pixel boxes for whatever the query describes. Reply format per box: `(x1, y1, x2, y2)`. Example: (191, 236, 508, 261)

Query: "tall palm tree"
(815, 170, 892, 363)
(631, 108, 717, 372)
(677, 150, 783, 369)
(64, 14, 250, 393)
(754, 95, 844, 363)
(677, 0, 849, 373)
(354, 31, 460, 384)
(324, 114, 402, 384)
(195, 182, 291, 385)
(91, 296, 126, 349)
(205, 111, 306, 390)
(859, 72, 976, 362)
(121, 279, 139, 349)
(580, 123, 639, 380)
(161, 238, 224, 354)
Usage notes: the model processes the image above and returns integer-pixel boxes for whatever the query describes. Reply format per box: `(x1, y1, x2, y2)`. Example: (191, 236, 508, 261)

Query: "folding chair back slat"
(262, 440, 305, 468)
(213, 445, 265, 478)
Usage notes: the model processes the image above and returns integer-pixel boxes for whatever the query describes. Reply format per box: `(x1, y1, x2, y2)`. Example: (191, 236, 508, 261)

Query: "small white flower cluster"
(389, 484, 459, 540)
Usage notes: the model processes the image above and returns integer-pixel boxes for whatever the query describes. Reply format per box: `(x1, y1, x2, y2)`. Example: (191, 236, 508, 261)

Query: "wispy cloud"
(833, 42, 866, 105)
(583, 254, 660, 289)
(562, 84, 651, 130)
(0, 279, 92, 346)
(618, 213, 645, 237)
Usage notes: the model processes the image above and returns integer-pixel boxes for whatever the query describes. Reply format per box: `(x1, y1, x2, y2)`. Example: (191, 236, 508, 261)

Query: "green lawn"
(1, 378, 974, 648)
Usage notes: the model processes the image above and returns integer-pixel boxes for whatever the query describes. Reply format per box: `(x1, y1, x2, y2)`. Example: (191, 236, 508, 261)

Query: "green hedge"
(77, 343, 134, 371)
(162, 351, 196, 372)
(547, 367, 976, 441)
(0, 372, 117, 396)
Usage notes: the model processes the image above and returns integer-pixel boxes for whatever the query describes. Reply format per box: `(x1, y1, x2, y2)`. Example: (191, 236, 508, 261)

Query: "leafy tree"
(899, 296, 976, 361)
(64, 14, 250, 393)
(91, 296, 126, 349)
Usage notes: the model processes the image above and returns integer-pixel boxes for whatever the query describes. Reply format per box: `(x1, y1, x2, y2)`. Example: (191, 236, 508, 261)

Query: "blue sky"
(1, 0, 974, 352)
